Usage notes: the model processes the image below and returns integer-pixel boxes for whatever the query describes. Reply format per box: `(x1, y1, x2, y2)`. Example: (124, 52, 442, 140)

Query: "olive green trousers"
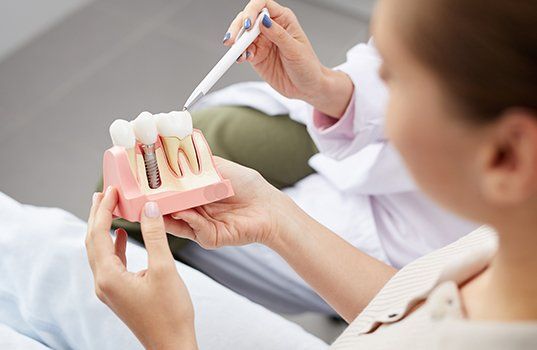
(97, 106, 318, 256)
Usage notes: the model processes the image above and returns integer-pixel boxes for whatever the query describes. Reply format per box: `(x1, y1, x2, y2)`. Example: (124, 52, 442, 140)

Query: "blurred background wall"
(0, 0, 93, 60)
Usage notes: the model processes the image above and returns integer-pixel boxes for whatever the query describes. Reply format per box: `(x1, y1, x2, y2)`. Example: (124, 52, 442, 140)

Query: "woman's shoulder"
(332, 226, 498, 347)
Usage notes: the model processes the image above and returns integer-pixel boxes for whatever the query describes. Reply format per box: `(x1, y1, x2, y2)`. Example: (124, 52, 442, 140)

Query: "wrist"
(159, 325, 198, 350)
(308, 67, 354, 119)
(144, 322, 197, 350)
(265, 192, 309, 253)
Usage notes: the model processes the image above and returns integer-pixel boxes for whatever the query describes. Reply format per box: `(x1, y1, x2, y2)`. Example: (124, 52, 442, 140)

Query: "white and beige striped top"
(331, 226, 537, 349)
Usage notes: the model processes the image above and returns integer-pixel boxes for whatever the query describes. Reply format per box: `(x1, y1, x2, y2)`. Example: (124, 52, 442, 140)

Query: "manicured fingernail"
(92, 192, 99, 205)
(244, 18, 251, 29)
(222, 32, 231, 43)
(115, 228, 127, 236)
(245, 51, 251, 58)
(144, 201, 160, 218)
(262, 14, 272, 28)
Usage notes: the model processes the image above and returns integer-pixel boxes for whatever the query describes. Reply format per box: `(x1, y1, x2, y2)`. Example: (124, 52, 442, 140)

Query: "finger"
(170, 209, 204, 230)
(92, 186, 118, 259)
(88, 192, 103, 230)
(93, 187, 118, 233)
(114, 228, 128, 267)
(225, 0, 289, 46)
(236, 49, 254, 63)
(242, 0, 290, 29)
(236, 51, 247, 63)
(246, 43, 257, 62)
(140, 202, 175, 269)
(86, 192, 103, 269)
(264, 1, 290, 19)
(163, 216, 196, 241)
(242, 0, 266, 31)
(224, 11, 245, 46)
(259, 13, 298, 55)
(170, 209, 217, 248)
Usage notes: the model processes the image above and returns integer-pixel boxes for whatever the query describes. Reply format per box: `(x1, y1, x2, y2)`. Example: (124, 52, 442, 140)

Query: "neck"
(463, 216, 537, 321)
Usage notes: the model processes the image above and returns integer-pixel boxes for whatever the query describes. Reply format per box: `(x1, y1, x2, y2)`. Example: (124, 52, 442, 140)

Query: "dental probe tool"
(183, 8, 270, 111)
(133, 112, 162, 189)
(109, 119, 137, 177)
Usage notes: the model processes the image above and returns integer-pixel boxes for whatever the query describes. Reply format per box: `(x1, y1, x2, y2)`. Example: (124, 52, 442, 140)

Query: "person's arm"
(267, 194, 396, 322)
(310, 68, 354, 118)
(307, 40, 389, 160)
(166, 158, 396, 322)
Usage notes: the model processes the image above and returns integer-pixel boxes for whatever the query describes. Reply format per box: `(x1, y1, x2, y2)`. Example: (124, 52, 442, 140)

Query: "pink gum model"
(103, 129, 234, 222)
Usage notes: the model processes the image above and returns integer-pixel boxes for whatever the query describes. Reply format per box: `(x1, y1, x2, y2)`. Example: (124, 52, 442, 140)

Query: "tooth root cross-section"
(161, 135, 200, 176)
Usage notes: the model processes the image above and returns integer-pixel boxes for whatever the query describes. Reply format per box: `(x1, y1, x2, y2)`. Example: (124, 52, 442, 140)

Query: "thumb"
(140, 201, 174, 268)
(260, 14, 297, 54)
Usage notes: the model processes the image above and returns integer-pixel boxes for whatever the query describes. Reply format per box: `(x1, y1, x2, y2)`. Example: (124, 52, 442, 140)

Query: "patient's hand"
(164, 157, 292, 249)
(86, 187, 198, 350)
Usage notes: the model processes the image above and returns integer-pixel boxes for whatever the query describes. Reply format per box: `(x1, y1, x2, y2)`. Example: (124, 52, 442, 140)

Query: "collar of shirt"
(355, 226, 499, 335)
(332, 227, 537, 349)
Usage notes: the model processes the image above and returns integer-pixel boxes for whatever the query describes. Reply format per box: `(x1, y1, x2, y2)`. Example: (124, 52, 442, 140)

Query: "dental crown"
(109, 119, 136, 149)
(155, 110, 193, 140)
(133, 111, 158, 145)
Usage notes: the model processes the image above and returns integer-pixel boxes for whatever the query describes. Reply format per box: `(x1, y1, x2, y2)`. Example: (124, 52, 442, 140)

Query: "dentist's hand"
(224, 0, 353, 118)
(164, 157, 294, 249)
(86, 188, 198, 350)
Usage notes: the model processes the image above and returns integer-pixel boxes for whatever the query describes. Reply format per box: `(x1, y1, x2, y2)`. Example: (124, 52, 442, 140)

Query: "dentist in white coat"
(178, 2, 478, 315)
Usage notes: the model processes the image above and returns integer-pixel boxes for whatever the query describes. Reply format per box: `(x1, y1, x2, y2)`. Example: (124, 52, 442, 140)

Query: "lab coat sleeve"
(307, 39, 388, 160)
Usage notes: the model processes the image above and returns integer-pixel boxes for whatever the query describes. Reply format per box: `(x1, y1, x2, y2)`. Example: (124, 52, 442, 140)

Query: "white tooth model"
(109, 119, 137, 177)
(133, 111, 161, 189)
(156, 110, 200, 176)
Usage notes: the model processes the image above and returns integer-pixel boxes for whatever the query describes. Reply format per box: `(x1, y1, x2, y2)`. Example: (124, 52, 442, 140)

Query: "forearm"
(143, 325, 198, 350)
(267, 195, 396, 322)
(306, 67, 354, 119)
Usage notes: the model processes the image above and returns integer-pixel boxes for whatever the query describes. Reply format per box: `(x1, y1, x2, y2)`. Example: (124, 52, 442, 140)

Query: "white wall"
(0, 0, 93, 61)
(300, 0, 376, 18)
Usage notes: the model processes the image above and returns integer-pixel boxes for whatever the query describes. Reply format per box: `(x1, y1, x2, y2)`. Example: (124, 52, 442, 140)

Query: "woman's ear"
(478, 109, 537, 206)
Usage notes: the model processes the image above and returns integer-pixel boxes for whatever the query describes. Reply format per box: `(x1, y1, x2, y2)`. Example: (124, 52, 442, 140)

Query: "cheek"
(386, 90, 472, 210)
(386, 93, 439, 178)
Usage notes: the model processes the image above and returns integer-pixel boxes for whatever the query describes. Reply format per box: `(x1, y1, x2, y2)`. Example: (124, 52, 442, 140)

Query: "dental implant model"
(102, 109, 234, 222)
(133, 112, 161, 189)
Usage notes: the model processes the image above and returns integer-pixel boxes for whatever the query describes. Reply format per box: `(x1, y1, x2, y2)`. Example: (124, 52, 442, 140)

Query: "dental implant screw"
(141, 144, 161, 189)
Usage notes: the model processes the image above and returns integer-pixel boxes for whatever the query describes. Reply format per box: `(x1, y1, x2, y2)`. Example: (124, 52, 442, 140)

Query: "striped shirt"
(331, 226, 537, 349)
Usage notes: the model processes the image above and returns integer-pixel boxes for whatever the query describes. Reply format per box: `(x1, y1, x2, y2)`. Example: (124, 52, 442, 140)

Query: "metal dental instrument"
(183, 8, 270, 111)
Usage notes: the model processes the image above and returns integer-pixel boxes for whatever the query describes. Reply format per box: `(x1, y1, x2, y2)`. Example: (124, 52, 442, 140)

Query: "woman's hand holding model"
(225, 0, 354, 118)
(86, 188, 198, 350)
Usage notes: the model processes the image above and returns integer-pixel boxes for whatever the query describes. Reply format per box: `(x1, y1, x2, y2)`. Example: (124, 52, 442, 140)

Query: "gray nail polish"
(223, 32, 231, 43)
(244, 18, 251, 30)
